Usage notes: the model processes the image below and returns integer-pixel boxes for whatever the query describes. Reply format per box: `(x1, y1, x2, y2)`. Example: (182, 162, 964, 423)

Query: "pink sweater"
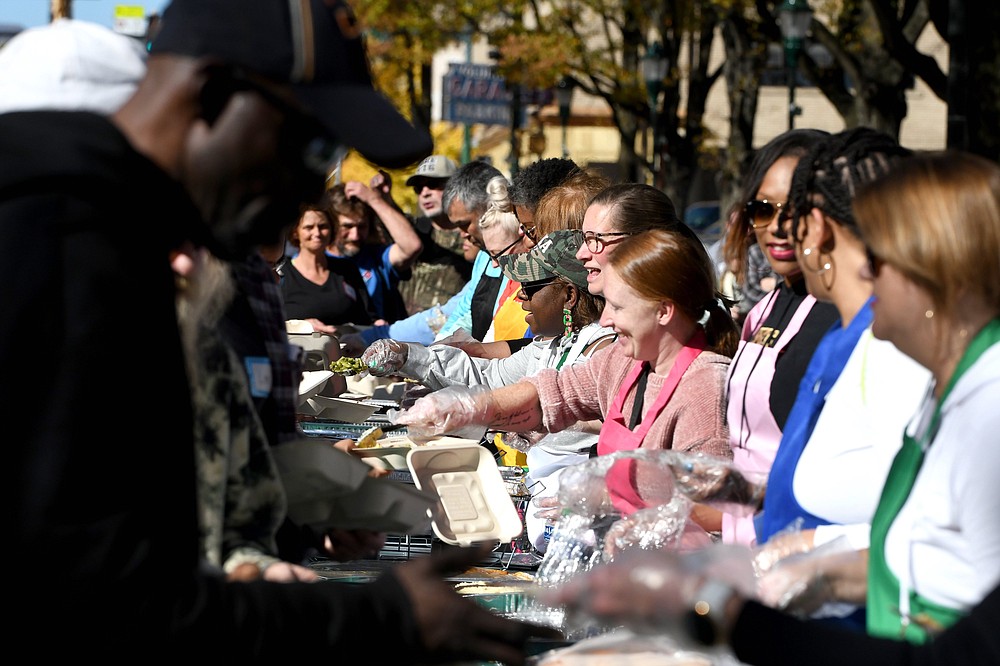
(524, 342, 732, 459)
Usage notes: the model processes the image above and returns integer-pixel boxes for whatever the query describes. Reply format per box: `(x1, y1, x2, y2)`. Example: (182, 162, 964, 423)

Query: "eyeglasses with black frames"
(578, 230, 633, 253)
(487, 236, 522, 263)
(516, 278, 559, 301)
(746, 199, 788, 230)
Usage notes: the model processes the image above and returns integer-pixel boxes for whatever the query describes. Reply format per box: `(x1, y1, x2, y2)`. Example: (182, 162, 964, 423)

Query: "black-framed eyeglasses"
(865, 246, 885, 277)
(579, 230, 633, 253)
(487, 237, 522, 263)
(516, 278, 559, 301)
(746, 199, 788, 230)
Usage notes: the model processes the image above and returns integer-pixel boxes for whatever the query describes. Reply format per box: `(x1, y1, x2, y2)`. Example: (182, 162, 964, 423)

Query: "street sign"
(443, 63, 511, 127)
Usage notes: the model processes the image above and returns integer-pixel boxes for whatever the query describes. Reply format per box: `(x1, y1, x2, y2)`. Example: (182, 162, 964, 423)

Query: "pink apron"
(597, 334, 705, 515)
(722, 289, 818, 544)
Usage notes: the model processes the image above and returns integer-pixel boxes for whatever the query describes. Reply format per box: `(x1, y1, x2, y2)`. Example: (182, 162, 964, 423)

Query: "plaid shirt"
(229, 254, 302, 444)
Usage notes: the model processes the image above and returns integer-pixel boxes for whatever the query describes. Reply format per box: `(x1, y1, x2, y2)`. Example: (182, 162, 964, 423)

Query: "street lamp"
(641, 41, 668, 185)
(778, 0, 812, 129)
(555, 76, 574, 158)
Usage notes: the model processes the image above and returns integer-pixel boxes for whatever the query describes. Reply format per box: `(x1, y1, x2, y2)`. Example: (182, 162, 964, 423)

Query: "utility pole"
(50, 0, 71, 21)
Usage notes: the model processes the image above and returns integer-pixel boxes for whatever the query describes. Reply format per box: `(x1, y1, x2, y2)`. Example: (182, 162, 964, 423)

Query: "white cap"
(0, 18, 147, 115)
(405, 155, 458, 185)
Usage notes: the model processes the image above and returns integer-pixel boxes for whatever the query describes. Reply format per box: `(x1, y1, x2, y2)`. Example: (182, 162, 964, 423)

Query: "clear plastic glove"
(752, 523, 814, 575)
(361, 339, 409, 376)
(389, 384, 495, 441)
(539, 544, 756, 637)
(755, 537, 863, 617)
(665, 451, 766, 516)
(601, 496, 693, 559)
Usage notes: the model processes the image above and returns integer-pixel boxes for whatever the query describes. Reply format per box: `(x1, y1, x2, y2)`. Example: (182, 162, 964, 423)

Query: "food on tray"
(355, 426, 384, 449)
(329, 356, 367, 376)
(538, 652, 711, 665)
(453, 581, 532, 596)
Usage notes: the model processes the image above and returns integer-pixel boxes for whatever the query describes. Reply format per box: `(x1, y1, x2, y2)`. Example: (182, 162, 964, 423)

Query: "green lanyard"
(867, 317, 1000, 642)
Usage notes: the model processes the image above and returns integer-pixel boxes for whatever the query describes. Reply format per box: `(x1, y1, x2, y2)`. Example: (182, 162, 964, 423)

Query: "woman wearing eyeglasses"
(714, 129, 840, 546)
(574, 182, 703, 295)
(392, 225, 740, 522)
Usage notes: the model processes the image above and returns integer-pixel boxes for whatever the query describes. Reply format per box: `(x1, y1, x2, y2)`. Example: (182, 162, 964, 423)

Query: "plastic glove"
(361, 339, 409, 376)
(601, 496, 693, 559)
(666, 451, 766, 516)
(752, 524, 815, 575)
(756, 537, 864, 617)
(539, 543, 756, 637)
(389, 384, 495, 441)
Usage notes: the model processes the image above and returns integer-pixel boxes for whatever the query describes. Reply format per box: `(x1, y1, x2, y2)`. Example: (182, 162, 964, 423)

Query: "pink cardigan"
(524, 342, 733, 459)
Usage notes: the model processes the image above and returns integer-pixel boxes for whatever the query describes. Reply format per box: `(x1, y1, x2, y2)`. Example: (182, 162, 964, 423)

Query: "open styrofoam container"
(406, 442, 523, 546)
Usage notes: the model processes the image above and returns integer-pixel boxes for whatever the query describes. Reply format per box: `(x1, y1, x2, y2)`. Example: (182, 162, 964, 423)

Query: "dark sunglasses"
(865, 246, 885, 276)
(520, 224, 538, 242)
(746, 199, 788, 229)
(516, 278, 559, 301)
(410, 179, 446, 194)
(202, 66, 346, 180)
(487, 236, 522, 263)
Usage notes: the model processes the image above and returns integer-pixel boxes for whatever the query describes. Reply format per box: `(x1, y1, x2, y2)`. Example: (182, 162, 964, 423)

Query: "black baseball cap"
(150, 0, 432, 168)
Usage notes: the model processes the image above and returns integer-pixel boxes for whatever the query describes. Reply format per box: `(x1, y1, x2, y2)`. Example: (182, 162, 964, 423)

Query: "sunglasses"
(520, 224, 538, 242)
(487, 236, 522, 263)
(578, 230, 633, 253)
(865, 246, 885, 277)
(410, 179, 446, 194)
(516, 278, 559, 301)
(203, 66, 346, 180)
(746, 199, 788, 229)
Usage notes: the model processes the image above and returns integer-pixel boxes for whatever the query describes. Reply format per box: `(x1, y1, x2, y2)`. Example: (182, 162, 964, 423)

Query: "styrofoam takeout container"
(406, 442, 523, 546)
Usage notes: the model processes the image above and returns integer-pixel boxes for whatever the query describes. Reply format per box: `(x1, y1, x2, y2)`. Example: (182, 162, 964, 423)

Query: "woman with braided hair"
(751, 128, 931, 626)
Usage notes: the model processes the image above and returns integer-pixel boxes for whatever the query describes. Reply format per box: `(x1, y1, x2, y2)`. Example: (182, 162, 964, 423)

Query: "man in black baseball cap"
(150, 0, 432, 169)
(0, 0, 557, 661)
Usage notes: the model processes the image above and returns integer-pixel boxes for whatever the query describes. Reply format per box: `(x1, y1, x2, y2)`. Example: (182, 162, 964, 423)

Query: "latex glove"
(361, 339, 409, 376)
(540, 544, 756, 637)
(390, 384, 495, 441)
(390, 543, 563, 664)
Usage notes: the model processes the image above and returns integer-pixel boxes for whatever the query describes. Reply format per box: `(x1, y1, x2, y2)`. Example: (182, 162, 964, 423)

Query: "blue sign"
(443, 63, 511, 126)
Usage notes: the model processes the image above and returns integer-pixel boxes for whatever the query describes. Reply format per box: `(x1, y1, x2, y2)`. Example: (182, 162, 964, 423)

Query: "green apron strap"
(867, 317, 1000, 642)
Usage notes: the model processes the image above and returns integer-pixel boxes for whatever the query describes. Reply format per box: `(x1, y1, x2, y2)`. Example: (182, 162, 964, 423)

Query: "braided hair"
(787, 127, 912, 242)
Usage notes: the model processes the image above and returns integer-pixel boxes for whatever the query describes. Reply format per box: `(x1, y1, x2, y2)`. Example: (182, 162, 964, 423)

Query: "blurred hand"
(362, 339, 409, 376)
(369, 169, 393, 198)
(540, 545, 755, 636)
(343, 180, 378, 205)
(391, 544, 562, 664)
(323, 528, 386, 561)
(303, 317, 337, 335)
(752, 529, 816, 575)
(262, 561, 320, 582)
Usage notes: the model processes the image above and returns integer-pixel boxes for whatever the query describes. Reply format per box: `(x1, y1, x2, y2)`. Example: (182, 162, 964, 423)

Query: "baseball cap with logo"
(150, 0, 432, 169)
(498, 229, 589, 289)
(405, 155, 459, 186)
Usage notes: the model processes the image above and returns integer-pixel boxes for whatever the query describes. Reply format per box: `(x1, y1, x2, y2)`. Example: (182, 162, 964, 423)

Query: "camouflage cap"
(498, 229, 588, 288)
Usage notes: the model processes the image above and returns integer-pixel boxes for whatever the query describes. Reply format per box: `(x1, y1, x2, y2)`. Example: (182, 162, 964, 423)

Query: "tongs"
(329, 356, 369, 377)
